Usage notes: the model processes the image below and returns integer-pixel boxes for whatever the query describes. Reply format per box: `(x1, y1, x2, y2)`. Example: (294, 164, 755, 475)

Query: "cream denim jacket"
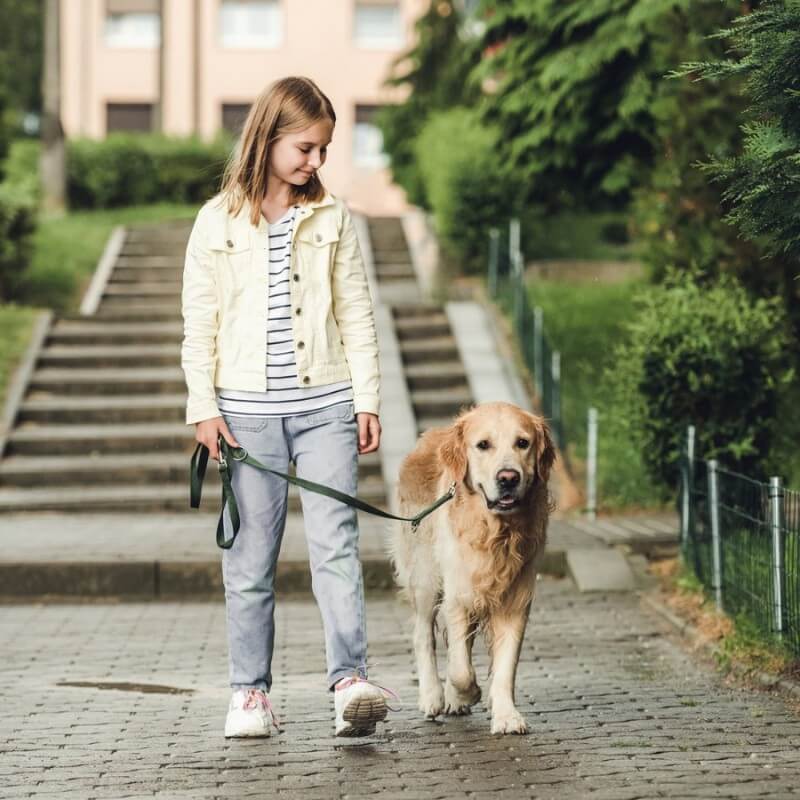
(180, 191, 380, 425)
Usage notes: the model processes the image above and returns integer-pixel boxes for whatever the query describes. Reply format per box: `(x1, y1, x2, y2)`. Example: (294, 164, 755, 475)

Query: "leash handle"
(189, 436, 457, 550)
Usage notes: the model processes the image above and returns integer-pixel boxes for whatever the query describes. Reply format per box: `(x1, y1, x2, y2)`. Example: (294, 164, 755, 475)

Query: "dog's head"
(439, 402, 555, 515)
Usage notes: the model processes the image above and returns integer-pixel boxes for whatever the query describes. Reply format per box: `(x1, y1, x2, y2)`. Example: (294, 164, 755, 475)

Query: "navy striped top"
(216, 204, 354, 418)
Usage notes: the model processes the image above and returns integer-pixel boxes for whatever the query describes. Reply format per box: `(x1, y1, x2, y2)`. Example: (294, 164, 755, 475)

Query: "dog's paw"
(490, 708, 529, 735)
(444, 680, 481, 715)
(418, 686, 445, 719)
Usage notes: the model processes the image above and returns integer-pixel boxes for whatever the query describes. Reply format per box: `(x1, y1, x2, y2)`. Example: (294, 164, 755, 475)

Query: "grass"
(524, 276, 668, 511)
(0, 201, 198, 411)
(650, 558, 799, 680)
(24, 203, 197, 312)
(0, 305, 40, 410)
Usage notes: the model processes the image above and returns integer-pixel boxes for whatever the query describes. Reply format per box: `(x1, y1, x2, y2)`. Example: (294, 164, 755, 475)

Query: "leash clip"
(232, 446, 248, 462)
(447, 481, 457, 497)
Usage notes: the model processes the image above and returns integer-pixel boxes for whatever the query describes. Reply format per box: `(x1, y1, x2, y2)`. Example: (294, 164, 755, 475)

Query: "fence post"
(509, 217, 520, 267)
(514, 249, 524, 336)
(681, 425, 696, 549)
(769, 476, 785, 637)
(488, 227, 499, 299)
(551, 350, 561, 447)
(707, 459, 723, 611)
(586, 407, 598, 521)
(533, 306, 544, 399)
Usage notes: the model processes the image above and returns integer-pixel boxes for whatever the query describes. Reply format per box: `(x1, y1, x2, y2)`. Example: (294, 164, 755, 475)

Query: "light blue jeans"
(219, 400, 368, 693)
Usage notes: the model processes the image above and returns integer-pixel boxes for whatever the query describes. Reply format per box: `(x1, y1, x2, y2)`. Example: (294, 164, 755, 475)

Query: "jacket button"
(295, 307, 302, 315)
(226, 239, 233, 248)
(293, 274, 299, 282)
(303, 376, 310, 384)
(297, 341, 304, 349)
(315, 233, 322, 243)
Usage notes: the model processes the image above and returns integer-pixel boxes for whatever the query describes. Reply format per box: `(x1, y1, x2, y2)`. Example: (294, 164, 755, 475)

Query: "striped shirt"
(216, 204, 354, 418)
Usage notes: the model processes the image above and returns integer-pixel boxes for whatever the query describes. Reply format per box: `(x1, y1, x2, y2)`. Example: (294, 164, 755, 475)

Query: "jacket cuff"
(353, 394, 380, 417)
(186, 399, 222, 425)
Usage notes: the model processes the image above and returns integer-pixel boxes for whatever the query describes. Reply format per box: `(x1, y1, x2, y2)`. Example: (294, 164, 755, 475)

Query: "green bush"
(0, 180, 36, 301)
(610, 271, 795, 490)
(415, 107, 512, 273)
(67, 133, 232, 209)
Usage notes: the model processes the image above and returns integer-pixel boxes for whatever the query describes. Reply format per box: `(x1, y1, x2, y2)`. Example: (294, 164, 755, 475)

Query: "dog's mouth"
(479, 484, 522, 512)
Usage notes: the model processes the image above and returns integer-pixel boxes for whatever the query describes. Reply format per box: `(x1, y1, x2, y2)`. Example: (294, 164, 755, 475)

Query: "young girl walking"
(181, 76, 391, 738)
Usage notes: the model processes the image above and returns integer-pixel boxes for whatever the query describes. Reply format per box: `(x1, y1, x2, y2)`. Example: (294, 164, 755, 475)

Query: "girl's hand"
(357, 412, 381, 455)
(195, 416, 240, 461)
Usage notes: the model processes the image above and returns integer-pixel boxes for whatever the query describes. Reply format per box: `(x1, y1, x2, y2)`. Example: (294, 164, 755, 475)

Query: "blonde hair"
(219, 76, 336, 226)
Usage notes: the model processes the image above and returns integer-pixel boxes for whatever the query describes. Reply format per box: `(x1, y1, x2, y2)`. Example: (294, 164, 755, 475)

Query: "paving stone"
(1, 582, 800, 798)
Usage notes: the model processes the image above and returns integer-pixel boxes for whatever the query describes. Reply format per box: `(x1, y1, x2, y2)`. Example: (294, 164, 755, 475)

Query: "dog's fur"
(388, 401, 555, 734)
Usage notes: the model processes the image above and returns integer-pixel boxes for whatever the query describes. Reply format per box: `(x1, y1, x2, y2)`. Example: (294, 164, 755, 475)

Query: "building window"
(222, 103, 252, 135)
(353, 105, 389, 169)
(104, 0, 160, 48)
(107, 103, 153, 133)
(219, 0, 282, 48)
(354, 1, 403, 49)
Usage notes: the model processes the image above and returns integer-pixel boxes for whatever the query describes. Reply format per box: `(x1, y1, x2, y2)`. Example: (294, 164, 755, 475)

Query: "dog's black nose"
(496, 469, 520, 491)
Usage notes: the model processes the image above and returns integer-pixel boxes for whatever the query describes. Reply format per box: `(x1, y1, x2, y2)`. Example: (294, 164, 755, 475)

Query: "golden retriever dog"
(389, 401, 555, 735)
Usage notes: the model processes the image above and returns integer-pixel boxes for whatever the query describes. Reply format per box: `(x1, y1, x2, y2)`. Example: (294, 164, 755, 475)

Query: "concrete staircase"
(366, 216, 475, 435)
(0, 222, 385, 513)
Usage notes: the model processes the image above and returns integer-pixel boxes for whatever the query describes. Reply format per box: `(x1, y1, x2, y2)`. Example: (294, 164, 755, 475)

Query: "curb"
(641, 591, 800, 701)
(79, 225, 126, 316)
(0, 309, 53, 460)
(0, 550, 568, 602)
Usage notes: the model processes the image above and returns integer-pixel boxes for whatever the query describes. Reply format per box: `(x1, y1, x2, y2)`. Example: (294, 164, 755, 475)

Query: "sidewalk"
(3, 580, 800, 799)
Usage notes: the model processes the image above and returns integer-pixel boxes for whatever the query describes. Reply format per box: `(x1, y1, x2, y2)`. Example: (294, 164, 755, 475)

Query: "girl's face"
(269, 118, 334, 188)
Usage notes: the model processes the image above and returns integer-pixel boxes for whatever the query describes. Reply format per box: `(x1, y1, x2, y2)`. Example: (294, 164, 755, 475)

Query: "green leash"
(190, 435, 457, 549)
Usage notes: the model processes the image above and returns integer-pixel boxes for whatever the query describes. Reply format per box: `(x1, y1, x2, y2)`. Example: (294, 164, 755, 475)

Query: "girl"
(181, 76, 390, 738)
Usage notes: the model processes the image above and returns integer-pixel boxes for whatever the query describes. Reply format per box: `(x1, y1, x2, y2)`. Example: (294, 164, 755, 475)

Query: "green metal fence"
(679, 426, 800, 655)
(486, 222, 564, 447)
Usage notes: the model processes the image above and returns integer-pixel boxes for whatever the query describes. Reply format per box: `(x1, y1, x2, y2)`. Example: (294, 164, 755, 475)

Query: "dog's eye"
(517, 438, 530, 449)
(476, 440, 491, 450)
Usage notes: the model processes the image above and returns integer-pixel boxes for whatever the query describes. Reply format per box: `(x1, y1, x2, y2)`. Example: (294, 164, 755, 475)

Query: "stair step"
(112, 267, 183, 282)
(119, 243, 187, 257)
(392, 304, 445, 319)
(39, 344, 180, 368)
(116, 256, 184, 268)
(18, 393, 187, 424)
(0, 475, 386, 513)
(410, 389, 473, 416)
(0, 450, 381, 488)
(400, 337, 459, 364)
(404, 362, 469, 390)
(375, 264, 415, 279)
(104, 282, 181, 296)
(30, 367, 185, 395)
(92, 303, 183, 322)
(394, 314, 450, 339)
(50, 321, 182, 344)
(6, 421, 196, 456)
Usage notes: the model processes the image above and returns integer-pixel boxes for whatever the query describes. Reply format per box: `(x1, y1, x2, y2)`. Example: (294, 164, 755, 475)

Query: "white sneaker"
(224, 688, 278, 738)
(334, 676, 391, 737)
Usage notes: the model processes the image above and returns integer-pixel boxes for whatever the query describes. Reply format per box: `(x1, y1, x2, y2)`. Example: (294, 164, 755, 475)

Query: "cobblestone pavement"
(2, 580, 799, 799)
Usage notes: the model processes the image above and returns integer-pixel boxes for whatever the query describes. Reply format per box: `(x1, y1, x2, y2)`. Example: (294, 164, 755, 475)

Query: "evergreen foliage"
(473, 0, 735, 211)
(376, 0, 483, 207)
(676, 1, 800, 262)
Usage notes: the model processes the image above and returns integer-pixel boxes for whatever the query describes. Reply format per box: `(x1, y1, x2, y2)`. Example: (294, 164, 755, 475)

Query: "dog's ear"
(532, 418, 556, 484)
(439, 419, 468, 484)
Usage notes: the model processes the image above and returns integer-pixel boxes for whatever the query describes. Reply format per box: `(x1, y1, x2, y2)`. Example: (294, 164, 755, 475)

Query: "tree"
(472, 0, 744, 212)
(677, 0, 800, 262)
(40, 0, 65, 212)
(377, 0, 483, 207)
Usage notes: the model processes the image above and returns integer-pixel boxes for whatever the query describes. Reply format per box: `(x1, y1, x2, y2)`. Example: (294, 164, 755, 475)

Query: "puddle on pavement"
(56, 680, 195, 695)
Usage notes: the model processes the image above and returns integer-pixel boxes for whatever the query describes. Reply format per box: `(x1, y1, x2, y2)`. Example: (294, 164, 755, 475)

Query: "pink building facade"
(60, 0, 430, 214)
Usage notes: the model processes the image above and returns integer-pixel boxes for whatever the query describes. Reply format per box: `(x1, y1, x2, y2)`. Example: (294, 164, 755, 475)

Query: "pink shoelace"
(243, 688, 281, 731)
(335, 675, 401, 712)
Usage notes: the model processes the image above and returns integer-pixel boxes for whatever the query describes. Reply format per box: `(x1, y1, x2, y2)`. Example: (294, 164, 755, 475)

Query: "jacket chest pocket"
(296, 228, 340, 281)
(209, 235, 253, 297)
